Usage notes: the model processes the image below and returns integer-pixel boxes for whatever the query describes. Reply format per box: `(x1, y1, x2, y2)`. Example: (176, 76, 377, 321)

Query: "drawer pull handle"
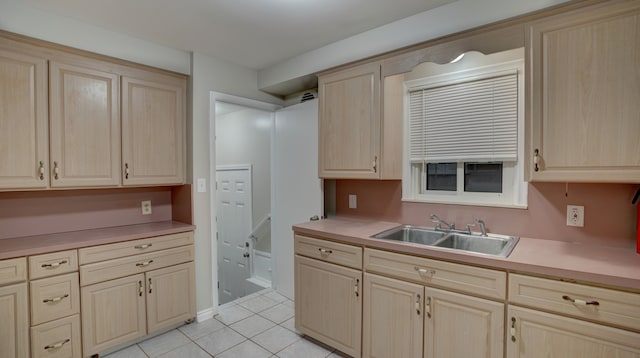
(136, 260, 154, 267)
(414, 266, 436, 276)
(139, 280, 143, 296)
(53, 161, 60, 180)
(44, 338, 70, 350)
(562, 295, 599, 306)
(415, 294, 421, 315)
(425, 296, 432, 318)
(149, 278, 153, 294)
(318, 248, 333, 255)
(510, 317, 516, 342)
(43, 294, 69, 303)
(41, 260, 68, 269)
(134, 243, 153, 249)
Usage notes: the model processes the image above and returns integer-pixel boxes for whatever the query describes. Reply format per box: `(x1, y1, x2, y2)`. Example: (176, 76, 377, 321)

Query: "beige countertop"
(293, 217, 640, 291)
(0, 221, 196, 260)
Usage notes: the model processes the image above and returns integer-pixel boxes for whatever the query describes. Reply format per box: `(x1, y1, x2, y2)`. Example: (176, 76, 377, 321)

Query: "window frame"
(402, 58, 527, 208)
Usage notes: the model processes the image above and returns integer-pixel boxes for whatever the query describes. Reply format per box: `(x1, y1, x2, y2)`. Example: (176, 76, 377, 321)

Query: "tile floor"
(104, 288, 348, 358)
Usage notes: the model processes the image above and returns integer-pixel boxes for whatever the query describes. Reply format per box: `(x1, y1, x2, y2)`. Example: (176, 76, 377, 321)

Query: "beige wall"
(190, 52, 281, 312)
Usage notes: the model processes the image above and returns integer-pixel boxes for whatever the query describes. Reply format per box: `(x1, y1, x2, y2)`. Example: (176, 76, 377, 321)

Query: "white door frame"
(209, 92, 281, 310)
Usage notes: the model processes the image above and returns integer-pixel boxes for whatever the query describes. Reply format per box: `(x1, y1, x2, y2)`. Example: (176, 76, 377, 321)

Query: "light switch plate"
(348, 194, 357, 209)
(197, 178, 207, 193)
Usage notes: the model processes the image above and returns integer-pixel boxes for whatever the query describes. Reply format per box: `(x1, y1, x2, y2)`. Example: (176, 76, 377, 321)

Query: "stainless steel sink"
(433, 233, 519, 257)
(371, 225, 448, 245)
(371, 225, 519, 258)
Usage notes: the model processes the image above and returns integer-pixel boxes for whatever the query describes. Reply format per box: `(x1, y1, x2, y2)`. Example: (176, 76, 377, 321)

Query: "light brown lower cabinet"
(81, 262, 195, 356)
(362, 273, 503, 358)
(362, 273, 423, 358)
(507, 306, 640, 358)
(0, 282, 29, 357)
(295, 255, 362, 358)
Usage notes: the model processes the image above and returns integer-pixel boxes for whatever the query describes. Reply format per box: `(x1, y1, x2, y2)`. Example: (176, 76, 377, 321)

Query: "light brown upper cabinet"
(0, 45, 48, 190)
(0, 33, 187, 190)
(526, 0, 640, 183)
(319, 61, 402, 179)
(49, 60, 120, 187)
(122, 73, 185, 186)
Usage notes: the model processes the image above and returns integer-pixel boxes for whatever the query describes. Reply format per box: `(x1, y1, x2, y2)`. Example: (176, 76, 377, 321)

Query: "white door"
(216, 165, 252, 304)
(272, 99, 323, 299)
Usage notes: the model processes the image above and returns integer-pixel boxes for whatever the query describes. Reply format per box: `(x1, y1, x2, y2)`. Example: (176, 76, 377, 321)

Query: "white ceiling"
(22, 0, 454, 70)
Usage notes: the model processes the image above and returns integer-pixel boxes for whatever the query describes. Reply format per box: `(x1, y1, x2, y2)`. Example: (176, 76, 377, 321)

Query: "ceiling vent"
(300, 92, 317, 103)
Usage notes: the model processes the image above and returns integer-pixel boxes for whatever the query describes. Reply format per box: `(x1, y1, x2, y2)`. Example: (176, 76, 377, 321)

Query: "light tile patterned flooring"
(104, 288, 347, 358)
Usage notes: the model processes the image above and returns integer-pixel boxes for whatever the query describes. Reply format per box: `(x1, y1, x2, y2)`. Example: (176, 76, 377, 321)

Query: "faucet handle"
(474, 218, 488, 236)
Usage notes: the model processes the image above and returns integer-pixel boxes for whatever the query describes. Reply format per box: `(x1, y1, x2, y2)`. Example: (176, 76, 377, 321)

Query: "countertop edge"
(0, 221, 196, 260)
(293, 218, 640, 292)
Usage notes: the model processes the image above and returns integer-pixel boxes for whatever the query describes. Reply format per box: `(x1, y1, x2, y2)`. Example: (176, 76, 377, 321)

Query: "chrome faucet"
(429, 214, 455, 231)
(465, 218, 488, 236)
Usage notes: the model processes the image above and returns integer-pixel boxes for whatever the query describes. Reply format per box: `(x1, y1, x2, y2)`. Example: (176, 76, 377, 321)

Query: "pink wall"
(336, 180, 638, 248)
(0, 187, 174, 239)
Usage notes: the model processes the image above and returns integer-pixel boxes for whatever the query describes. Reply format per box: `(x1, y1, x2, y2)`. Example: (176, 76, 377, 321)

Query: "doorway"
(215, 102, 273, 305)
(210, 91, 323, 310)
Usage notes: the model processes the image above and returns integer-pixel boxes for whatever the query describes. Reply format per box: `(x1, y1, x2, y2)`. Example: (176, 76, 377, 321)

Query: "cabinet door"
(49, 61, 120, 187)
(363, 273, 423, 358)
(318, 62, 381, 179)
(146, 262, 195, 334)
(0, 47, 48, 189)
(425, 287, 503, 358)
(507, 306, 640, 358)
(527, 1, 640, 182)
(295, 255, 362, 357)
(0, 283, 29, 358)
(81, 274, 146, 357)
(122, 74, 185, 186)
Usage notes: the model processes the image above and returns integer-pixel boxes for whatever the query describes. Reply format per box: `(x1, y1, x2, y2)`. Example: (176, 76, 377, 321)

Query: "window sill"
(401, 196, 528, 210)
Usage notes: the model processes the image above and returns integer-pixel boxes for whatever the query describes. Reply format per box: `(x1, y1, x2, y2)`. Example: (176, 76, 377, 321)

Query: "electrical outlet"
(566, 205, 584, 227)
(141, 200, 152, 215)
(348, 194, 357, 209)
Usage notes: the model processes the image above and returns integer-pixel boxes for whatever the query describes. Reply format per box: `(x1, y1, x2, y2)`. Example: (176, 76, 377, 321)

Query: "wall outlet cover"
(197, 178, 207, 193)
(141, 200, 152, 215)
(566, 205, 584, 227)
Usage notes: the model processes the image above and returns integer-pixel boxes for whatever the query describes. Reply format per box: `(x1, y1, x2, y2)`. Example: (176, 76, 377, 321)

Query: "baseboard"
(197, 307, 216, 322)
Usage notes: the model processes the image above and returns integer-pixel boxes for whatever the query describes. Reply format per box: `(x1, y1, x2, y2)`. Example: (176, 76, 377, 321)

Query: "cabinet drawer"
(30, 273, 80, 326)
(0, 257, 27, 286)
(294, 235, 362, 269)
(31, 314, 81, 358)
(364, 248, 506, 300)
(80, 245, 194, 286)
(78, 231, 194, 264)
(29, 250, 78, 280)
(509, 273, 640, 332)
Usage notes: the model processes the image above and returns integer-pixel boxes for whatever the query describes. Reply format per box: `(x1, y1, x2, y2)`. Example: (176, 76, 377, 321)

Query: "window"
(402, 57, 527, 208)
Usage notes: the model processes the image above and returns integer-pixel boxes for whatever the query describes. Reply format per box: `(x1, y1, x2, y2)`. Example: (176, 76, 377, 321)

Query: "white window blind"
(409, 72, 518, 163)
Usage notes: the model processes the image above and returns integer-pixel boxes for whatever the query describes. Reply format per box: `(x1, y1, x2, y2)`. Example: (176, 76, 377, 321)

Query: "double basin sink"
(371, 225, 519, 258)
